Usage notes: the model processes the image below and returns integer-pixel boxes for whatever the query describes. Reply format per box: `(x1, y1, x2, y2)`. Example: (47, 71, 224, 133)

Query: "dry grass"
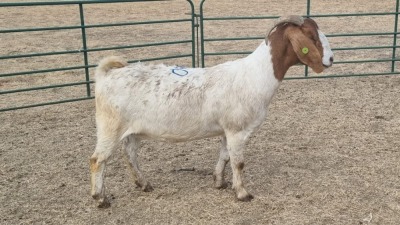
(1, 0, 399, 224)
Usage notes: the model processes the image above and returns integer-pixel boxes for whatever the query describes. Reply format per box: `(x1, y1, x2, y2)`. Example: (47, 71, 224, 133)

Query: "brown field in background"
(1, 0, 399, 224)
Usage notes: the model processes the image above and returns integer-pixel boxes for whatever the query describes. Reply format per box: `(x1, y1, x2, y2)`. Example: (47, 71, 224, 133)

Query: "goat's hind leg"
(90, 129, 119, 208)
(123, 134, 153, 192)
(213, 136, 230, 189)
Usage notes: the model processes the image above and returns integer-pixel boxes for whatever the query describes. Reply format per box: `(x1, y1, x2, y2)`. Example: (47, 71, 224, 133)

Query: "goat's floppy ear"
(286, 27, 324, 73)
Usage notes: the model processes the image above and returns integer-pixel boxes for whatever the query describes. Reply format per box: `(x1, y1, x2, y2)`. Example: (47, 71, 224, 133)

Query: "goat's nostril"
(329, 56, 334, 62)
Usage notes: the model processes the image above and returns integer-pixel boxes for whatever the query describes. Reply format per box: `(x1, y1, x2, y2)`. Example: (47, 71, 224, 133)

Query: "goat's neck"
(237, 42, 281, 104)
(245, 42, 275, 78)
(267, 38, 300, 81)
(244, 42, 281, 85)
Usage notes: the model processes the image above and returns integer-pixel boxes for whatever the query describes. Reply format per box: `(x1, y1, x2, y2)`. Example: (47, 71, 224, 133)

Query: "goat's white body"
(90, 16, 334, 207)
(95, 41, 280, 142)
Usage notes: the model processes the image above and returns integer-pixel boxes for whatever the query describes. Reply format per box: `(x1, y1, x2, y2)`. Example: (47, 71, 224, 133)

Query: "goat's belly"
(133, 122, 224, 142)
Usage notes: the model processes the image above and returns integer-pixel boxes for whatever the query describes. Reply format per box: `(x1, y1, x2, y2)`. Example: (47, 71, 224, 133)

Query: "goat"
(90, 15, 334, 208)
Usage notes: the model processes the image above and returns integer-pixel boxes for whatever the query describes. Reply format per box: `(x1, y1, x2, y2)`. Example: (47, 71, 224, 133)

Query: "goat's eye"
(312, 36, 318, 42)
(313, 38, 321, 45)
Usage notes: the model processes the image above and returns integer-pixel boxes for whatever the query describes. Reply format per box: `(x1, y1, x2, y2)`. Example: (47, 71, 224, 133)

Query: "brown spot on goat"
(238, 162, 245, 171)
(90, 157, 98, 173)
(96, 56, 127, 75)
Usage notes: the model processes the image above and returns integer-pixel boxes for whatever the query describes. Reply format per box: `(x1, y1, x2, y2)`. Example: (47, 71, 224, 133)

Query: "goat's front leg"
(123, 134, 153, 192)
(213, 136, 229, 189)
(225, 132, 254, 201)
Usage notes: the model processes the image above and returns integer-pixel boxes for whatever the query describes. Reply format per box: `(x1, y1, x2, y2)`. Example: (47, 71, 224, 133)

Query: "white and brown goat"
(90, 15, 334, 208)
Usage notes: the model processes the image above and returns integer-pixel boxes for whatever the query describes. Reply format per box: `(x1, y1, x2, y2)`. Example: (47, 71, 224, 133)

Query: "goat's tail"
(95, 56, 128, 78)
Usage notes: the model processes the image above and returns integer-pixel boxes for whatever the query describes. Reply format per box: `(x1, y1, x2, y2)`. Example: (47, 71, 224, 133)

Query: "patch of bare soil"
(1, 76, 399, 225)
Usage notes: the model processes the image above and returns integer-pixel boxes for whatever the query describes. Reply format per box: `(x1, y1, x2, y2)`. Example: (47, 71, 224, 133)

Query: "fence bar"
(327, 32, 400, 37)
(286, 72, 400, 80)
(0, 65, 89, 78)
(202, 32, 400, 43)
(0, 53, 194, 78)
(204, 51, 252, 56)
(0, 97, 94, 112)
(85, 19, 191, 28)
(11, 18, 399, 34)
(334, 58, 400, 64)
(203, 16, 278, 21)
(128, 54, 194, 63)
(0, 0, 168, 7)
(0, 25, 82, 33)
(309, 12, 400, 17)
(86, 40, 193, 52)
(332, 45, 400, 51)
(6, 53, 392, 79)
(202, 12, 400, 21)
(0, 50, 80, 60)
(203, 45, 400, 56)
(0, 19, 191, 34)
(204, 36, 264, 42)
(0, 40, 192, 60)
(0, 81, 94, 95)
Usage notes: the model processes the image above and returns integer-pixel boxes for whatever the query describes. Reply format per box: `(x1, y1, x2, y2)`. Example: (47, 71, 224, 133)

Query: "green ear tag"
(302, 47, 309, 55)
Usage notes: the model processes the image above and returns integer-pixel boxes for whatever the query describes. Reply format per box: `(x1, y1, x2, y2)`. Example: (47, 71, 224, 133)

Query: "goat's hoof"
(92, 194, 99, 200)
(135, 181, 154, 192)
(215, 181, 229, 189)
(97, 197, 111, 208)
(142, 183, 154, 192)
(213, 174, 229, 189)
(237, 193, 254, 202)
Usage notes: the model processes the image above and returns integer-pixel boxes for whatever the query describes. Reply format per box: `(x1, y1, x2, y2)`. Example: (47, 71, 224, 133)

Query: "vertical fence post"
(304, 0, 311, 77)
(200, 0, 206, 68)
(392, 0, 399, 72)
(186, 0, 196, 68)
(79, 3, 91, 97)
(195, 15, 200, 68)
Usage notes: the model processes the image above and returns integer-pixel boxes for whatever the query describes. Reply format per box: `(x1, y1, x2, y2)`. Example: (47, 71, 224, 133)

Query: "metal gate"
(1, 0, 399, 112)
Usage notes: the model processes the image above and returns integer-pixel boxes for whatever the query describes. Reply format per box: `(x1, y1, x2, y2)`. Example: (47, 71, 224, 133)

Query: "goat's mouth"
(323, 56, 334, 68)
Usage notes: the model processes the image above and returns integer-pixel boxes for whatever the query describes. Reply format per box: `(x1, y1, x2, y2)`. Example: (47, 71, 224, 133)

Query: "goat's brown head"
(267, 15, 334, 80)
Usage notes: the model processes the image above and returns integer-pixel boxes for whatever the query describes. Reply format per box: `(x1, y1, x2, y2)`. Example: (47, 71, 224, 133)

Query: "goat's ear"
(286, 27, 324, 73)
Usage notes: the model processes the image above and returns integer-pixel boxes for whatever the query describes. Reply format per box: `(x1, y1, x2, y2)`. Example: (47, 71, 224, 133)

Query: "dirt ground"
(1, 0, 400, 224)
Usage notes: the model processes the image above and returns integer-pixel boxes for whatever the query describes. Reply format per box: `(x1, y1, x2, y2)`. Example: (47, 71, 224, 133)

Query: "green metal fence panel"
(1, 0, 400, 112)
(199, 0, 400, 80)
(0, 0, 196, 112)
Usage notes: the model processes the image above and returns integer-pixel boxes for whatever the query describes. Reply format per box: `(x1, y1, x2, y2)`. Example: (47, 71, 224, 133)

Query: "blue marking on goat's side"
(172, 66, 189, 76)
